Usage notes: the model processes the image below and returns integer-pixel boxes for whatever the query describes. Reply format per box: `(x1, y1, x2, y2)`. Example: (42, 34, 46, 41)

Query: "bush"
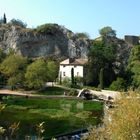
(75, 32, 89, 39)
(62, 77, 71, 87)
(67, 89, 78, 96)
(86, 91, 140, 140)
(9, 19, 27, 28)
(36, 24, 59, 35)
(109, 77, 126, 91)
(75, 76, 83, 87)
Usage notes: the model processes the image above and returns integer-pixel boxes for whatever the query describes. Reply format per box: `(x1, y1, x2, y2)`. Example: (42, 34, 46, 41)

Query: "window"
(63, 72, 66, 76)
(74, 65, 77, 68)
(63, 65, 65, 67)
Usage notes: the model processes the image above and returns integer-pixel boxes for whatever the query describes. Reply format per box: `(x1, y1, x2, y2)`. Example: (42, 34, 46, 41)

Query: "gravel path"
(0, 89, 81, 100)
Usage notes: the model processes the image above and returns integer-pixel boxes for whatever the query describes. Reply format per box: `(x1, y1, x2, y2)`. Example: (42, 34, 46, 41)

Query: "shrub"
(86, 91, 140, 140)
(67, 89, 78, 96)
(75, 76, 83, 86)
(9, 19, 27, 28)
(62, 77, 71, 87)
(75, 32, 89, 39)
(109, 77, 126, 91)
(36, 24, 59, 35)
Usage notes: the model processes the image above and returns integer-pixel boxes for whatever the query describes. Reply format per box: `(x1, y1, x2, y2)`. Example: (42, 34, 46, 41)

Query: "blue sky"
(0, 0, 140, 39)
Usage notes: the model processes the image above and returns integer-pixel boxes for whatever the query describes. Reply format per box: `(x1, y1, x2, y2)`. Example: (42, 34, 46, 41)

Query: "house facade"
(59, 58, 88, 80)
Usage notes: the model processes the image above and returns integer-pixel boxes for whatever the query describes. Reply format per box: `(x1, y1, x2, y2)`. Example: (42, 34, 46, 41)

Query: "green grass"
(0, 97, 103, 139)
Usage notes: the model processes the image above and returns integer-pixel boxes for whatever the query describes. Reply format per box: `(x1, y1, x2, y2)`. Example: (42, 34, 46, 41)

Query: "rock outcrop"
(0, 24, 90, 59)
(103, 36, 138, 74)
(0, 23, 138, 66)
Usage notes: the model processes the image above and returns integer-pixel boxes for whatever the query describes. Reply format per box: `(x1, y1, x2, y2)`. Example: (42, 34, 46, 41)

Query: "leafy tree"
(0, 55, 27, 89)
(0, 48, 6, 85)
(99, 26, 116, 38)
(127, 45, 140, 89)
(86, 40, 116, 87)
(9, 19, 27, 28)
(109, 77, 126, 91)
(25, 59, 48, 89)
(47, 60, 59, 83)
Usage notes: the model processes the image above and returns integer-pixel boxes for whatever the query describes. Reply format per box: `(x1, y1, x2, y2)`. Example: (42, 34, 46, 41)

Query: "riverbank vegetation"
(86, 91, 140, 140)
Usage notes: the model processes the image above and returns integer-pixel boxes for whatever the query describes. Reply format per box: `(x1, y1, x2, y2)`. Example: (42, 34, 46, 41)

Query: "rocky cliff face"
(0, 23, 138, 68)
(0, 24, 90, 59)
(104, 36, 136, 74)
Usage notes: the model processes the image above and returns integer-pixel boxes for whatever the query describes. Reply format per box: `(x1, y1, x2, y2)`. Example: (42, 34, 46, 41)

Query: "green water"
(0, 97, 103, 139)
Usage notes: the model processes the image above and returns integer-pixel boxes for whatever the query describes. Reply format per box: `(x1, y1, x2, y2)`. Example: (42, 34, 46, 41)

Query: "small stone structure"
(124, 35, 139, 45)
(78, 89, 120, 102)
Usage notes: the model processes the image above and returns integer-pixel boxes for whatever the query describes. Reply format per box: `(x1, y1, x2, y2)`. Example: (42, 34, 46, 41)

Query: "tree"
(47, 60, 59, 83)
(0, 55, 27, 89)
(25, 59, 48, 89)
(99, 68, 104, 89)
(9, 19, 27, 28)
(86, 40, 116, 87)
(127, 45, 140, 89)
(0, 49, 6, 85)
(71, 68, 75, 86)
(99, 26, 116, 38)
(3, 13, 7, 24)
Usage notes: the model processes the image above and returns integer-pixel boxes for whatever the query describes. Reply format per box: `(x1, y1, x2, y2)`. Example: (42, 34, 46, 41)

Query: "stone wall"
(124, 35, 139, 45)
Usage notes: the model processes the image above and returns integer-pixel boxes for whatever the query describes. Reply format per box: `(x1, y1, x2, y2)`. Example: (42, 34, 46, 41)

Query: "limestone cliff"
(0, 23, 138, 69)
(0, 24, 90, 59)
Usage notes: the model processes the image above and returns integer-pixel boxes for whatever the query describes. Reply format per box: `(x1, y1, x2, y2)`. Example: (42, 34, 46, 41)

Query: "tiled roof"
(60, 58, 88, 65)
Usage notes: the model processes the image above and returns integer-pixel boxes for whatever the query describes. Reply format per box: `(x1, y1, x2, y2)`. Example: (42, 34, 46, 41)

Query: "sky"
(0, 0, 140, 39)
